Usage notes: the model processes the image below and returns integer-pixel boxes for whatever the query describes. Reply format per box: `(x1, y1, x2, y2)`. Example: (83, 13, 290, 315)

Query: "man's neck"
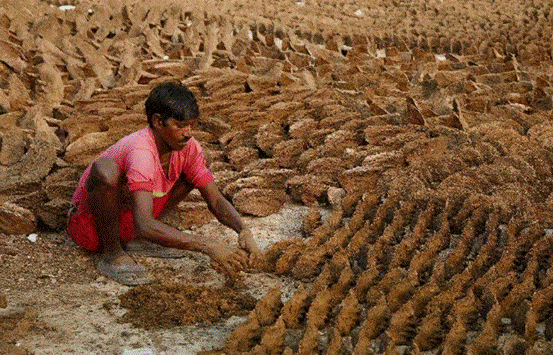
(152, 128, 171, 157)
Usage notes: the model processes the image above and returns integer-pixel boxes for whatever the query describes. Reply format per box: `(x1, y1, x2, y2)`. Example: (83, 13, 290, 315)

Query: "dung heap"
(1, 0, 553, 353)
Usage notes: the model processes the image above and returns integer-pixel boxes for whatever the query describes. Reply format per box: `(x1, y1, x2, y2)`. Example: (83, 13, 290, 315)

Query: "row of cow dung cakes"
(1, 0, 553, 353)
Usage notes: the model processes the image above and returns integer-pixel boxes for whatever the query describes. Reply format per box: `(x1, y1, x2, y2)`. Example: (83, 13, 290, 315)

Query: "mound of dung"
(118, 281, 257, 329)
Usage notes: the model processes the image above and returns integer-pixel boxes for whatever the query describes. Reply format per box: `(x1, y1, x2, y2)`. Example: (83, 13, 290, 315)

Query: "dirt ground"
(3, 0, 553, 353)
(0, 204, 315, 355)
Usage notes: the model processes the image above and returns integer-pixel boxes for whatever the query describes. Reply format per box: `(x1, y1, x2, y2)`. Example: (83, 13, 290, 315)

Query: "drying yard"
(1, 0, 553, 354)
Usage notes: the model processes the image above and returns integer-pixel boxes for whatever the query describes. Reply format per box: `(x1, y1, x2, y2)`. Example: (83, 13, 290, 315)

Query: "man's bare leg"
(86, 157, 135, 265)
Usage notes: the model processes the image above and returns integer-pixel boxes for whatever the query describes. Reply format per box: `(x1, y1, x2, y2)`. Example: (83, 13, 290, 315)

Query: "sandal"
(97, 259, 152, 286)
(125, 239, 186, 259)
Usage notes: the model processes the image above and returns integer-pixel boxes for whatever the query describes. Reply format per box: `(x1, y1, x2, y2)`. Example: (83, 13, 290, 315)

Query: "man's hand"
(207, 241, 249, 279)
(196, 183, 262, 271)
(238, 229, 262, 268)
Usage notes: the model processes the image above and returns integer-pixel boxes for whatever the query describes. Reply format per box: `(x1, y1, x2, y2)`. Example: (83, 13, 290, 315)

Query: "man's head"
(145, 81, 199, 129)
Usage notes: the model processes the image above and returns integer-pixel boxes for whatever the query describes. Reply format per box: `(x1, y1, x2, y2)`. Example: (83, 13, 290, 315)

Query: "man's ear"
(152, 113, 163, 128)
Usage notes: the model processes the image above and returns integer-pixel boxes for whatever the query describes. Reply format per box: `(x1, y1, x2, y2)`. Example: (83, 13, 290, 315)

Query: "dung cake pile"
(1, 0, 553, 353)
(117, 281, 257, 329)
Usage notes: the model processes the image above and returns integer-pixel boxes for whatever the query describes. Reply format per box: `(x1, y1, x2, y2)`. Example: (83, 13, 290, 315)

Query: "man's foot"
(97, 252, 151, 286)
(125, 238, 186, 258)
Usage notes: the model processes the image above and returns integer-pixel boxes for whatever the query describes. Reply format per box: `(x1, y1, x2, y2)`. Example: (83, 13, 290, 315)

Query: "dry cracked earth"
(2, 0, 553, 354)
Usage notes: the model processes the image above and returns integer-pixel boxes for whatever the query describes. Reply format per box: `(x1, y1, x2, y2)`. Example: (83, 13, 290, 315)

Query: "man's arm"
(131, 190, 248, 276)
(198, 182, 262, 258)
(198, 182, 246, 233)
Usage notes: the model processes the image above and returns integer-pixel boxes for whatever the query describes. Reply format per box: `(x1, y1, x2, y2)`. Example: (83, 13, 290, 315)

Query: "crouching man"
(67, 81, 260, 285)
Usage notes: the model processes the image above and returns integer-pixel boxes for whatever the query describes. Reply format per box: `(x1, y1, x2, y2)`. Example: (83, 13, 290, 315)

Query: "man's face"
(157, 116, 197, 151)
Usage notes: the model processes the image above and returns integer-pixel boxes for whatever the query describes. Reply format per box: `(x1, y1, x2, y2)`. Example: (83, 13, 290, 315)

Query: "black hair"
(145, 81, 199, 128)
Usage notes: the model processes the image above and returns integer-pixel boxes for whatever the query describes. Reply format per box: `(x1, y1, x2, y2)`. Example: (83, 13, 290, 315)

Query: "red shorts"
(66, 194, 170, 252)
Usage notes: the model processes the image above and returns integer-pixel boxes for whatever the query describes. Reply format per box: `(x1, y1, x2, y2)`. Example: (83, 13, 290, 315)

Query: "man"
(67, 81, 260, 285)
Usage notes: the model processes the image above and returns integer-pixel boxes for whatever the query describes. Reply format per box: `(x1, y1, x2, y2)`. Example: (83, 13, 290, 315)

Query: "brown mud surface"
(118, 282, 257, 329)
(2, 0, 553, 354)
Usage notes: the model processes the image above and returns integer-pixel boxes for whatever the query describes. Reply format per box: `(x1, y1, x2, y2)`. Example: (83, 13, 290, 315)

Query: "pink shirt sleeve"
(126, 148, 156, 192)
(181, 139, 214, 188)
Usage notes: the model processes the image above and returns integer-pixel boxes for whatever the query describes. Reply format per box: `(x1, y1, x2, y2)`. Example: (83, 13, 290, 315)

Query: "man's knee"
(86, 157, 122, 192)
